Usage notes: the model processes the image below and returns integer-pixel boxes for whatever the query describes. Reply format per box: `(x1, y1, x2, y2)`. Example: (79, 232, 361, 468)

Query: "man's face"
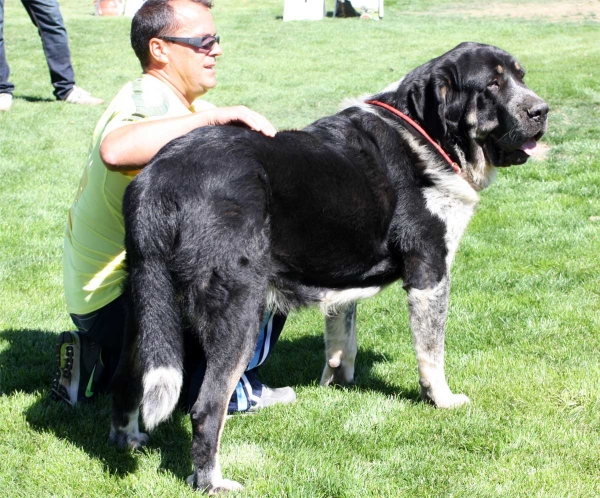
(164, 1, 223, 100)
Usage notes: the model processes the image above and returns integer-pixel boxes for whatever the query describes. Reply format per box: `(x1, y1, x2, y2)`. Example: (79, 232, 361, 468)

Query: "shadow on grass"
(259, 333, 421, 402)
(24, 392, 196, 480)
(0, 329, 56, 396)
(1, 327, 420, 482)
(16, 95, 55, 103)
(0, 329, 193, 480)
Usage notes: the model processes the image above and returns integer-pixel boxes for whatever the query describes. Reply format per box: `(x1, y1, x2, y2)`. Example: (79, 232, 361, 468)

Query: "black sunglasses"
(160, 35, 220, 53)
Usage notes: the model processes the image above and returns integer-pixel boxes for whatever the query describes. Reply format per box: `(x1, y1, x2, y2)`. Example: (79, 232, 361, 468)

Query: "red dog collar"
(366, 100, 460, 174)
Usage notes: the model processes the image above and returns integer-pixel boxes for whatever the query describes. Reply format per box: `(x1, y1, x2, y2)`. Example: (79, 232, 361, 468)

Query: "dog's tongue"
(519, 139, 537, 156)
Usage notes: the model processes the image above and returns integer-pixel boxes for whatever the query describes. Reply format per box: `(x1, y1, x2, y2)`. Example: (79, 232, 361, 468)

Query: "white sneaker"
(248, 385, 297, 413)
(65, 86, 104, 106)
(0, 93, 13, 111)
(226, 385, 296, 419)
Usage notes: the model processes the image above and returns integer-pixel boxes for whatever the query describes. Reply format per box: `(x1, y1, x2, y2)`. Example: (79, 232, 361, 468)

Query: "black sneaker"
(50, 331, 105, 405)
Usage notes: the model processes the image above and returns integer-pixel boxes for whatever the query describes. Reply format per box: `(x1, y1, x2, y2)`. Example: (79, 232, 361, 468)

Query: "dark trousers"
(0, 0, 75, 99)
(70, 295, 287, 413)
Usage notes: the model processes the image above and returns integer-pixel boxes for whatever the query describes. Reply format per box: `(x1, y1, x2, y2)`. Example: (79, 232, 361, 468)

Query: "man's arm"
(100, 106, 277, 171)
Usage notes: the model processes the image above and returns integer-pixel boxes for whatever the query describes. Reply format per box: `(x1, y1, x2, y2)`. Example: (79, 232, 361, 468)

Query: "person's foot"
(247, 385, 296, 413)
(0, 93, 13, 112)
(50, 331, 105, 405)
(64, 86, 104, 106)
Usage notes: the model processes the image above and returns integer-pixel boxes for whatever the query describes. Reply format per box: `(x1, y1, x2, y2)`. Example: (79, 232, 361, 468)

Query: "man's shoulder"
(190, 98, 216, 112)
(99, 76, 183, 129)
(129, 76, 172, 118)
(109, 75, 215, 118)
(117, 75, 175, 119)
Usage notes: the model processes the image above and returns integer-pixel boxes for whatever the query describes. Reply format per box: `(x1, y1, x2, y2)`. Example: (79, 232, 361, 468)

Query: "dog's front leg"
(320, 302, 357, 386)
(407, 276, 469, 408)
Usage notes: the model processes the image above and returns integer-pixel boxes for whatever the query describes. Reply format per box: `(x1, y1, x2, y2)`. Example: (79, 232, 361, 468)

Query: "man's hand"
(205, 106, 277, 137)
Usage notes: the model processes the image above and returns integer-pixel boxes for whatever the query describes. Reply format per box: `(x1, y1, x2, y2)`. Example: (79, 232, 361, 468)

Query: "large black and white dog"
(110, 42, 548, 493)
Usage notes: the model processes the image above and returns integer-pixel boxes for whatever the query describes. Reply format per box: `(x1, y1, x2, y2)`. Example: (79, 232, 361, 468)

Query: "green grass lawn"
(1, 0, 599, 496)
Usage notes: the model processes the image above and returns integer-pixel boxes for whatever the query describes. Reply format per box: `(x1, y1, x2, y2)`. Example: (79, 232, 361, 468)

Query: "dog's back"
(130, 109, 443, 288)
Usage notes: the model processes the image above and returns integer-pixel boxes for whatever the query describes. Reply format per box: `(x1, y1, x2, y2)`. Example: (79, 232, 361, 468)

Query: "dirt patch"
(529, 142, 551, 161)
(433, 1, 599, 22)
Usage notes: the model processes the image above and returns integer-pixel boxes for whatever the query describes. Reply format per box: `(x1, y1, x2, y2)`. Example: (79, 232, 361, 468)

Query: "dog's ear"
(406, 76, 450, 141)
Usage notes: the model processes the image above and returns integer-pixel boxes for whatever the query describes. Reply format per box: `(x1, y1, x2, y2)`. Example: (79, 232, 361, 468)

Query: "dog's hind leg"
(110, 255, 184, 448)
(188, 288, 265, 494)
(109, 294, 149, 450)
(320, 303, 357, 386)
(406, 276, 470, 408)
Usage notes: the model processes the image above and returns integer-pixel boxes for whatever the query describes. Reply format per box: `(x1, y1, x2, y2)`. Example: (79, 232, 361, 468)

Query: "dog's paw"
(422, 388, 470, 409)
(209, 479, 244, 495)
(187, 474, 243, 495)
(320, 359, 354, 387)
(109, 426, 149, 450)
(437, 393, 470, 409)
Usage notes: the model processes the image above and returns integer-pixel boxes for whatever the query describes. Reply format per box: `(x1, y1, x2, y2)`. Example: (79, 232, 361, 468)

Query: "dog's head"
(377, 42, 548, 188)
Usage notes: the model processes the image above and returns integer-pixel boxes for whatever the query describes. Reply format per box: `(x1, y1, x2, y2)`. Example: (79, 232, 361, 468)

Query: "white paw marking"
(435, 393, 471, 409)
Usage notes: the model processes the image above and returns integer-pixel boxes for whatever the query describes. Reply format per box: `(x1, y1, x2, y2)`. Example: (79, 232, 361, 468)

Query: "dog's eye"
(487, 80, 500, 90)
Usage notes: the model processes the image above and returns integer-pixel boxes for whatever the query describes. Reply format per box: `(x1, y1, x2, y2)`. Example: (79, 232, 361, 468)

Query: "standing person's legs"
(51, 295, 125, 405)
(0, 0, 15, 97)
(20, 0, 74, 100)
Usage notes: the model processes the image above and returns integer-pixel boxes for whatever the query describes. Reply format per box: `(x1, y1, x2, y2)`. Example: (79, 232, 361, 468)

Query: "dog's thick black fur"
(110, 42, 548, 493)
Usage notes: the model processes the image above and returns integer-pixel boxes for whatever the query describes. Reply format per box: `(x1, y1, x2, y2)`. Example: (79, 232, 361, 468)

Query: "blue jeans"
(71, 295, 287, 413)
(0, 0, 75, 99)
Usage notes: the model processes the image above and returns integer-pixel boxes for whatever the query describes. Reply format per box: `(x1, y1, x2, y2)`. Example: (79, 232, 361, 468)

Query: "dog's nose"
(527, 102, 549, 119)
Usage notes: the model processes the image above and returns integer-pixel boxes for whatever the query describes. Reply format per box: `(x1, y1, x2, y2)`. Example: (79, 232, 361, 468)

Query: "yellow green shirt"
(63, 74, 214, 314)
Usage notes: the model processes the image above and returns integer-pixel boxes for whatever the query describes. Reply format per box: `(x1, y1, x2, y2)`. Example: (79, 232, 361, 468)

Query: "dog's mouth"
(483, 131, 544, 167)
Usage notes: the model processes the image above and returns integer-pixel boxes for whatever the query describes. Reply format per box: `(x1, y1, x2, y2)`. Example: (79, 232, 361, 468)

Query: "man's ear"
(148, 38, 170, 65)
(406, 76, 449, 141)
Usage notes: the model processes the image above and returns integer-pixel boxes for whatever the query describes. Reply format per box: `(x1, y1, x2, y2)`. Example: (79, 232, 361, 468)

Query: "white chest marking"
(319, 287, 382, 316)
(423, 186, 477, 267)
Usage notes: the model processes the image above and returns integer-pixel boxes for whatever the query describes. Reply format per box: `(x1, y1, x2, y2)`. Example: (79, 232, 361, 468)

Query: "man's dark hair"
(131, 0, 213, 69)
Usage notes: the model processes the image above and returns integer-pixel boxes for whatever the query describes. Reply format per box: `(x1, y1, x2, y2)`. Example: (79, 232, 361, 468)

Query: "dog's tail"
(141, 364, 183, 432)
(131, 258, 184, 432)
(124, 182, 184, 432)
